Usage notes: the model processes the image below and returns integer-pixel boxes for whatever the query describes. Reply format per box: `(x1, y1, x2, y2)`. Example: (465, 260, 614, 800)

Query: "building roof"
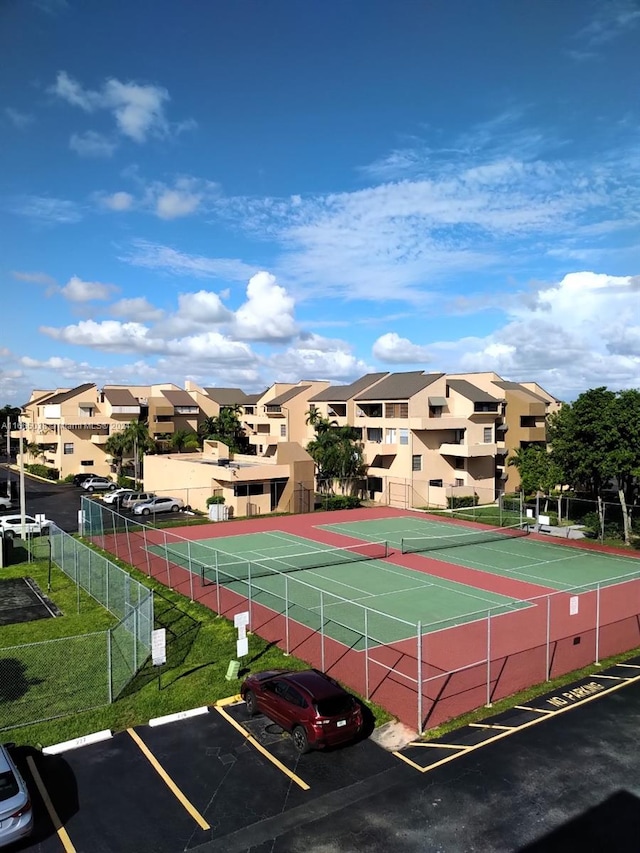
(492, 381, 548, 404)
(40, 383, 96, 406)
(355, 372, 444, 401)
(243, 392, 264, 405)
(162, 389, 199, 407)
(103, 388, 139, 407)
(308, 373, 389, 402)
(204, 387, 252, 406)
(446, 379, 502, 404)
(22, 390, 58, 409)
(268, 385, 311, 406)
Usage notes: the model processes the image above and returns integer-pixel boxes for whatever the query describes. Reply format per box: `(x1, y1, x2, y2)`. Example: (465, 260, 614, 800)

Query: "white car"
(133, 496, 184, 516)
(0, 514, 53, 539)
(0, 495, 11, 510)
(81, 477, 117, 493)
(102, 488, 135, 505)
(0, 744, 33, 848)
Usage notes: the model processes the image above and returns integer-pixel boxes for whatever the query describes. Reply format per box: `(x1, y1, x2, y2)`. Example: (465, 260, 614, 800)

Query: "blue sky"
(1, 0, 639, 405)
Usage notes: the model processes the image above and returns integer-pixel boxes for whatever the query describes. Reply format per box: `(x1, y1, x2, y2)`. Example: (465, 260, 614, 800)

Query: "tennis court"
(319, 516, 640, 592)
(147, 530, 529, 647)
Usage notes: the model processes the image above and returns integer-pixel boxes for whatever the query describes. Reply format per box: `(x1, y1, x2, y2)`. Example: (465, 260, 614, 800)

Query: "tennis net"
(201, 539, 389, 585)
(401, 523, 529, 554)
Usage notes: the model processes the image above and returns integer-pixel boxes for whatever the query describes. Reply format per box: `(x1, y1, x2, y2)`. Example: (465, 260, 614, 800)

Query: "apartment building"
(242, 380, 330, 455)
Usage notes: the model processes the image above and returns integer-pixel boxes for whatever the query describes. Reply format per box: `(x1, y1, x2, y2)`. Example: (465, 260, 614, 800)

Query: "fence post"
(486, 610, 492, 707)
(142, 525, 152, 577)
(75, 547, 81, 613)
(107, 630, 113, 704)
(364, 607, 369, 699)
(113, 509, 120, 560)
(285, 575, 290, 656)
(125, 516, 133, 565)
(163, 532, 171, 588)
(320, 591, 325, 672)
(215, 559, 221, 616)
(133, 607, 138, 672)
(595, 583, 601, 666)
(546, 594, 551, 681)
(247, 562, 252, 625)
(188, 540, 194, 602)
(417, 621, 422, 735)
(106, 560, 110, 613)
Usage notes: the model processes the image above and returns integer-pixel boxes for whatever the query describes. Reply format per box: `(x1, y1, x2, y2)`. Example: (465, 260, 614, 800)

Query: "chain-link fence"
(0, 525, 153, 731)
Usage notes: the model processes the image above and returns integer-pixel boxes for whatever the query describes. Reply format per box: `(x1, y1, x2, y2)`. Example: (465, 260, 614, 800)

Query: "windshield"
(315, 695, 353, 717)
(0, 770, 19, 802)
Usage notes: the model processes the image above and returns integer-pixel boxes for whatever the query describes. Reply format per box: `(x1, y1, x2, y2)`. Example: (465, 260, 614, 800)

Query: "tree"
(198, 407, 252, 454)
(305, 409, 366, 494)
(547, 387, 640, 543)
(170, 430, 199, 453)
(104, 431, 128, 477)
(121, 420, 156, 482)
(507, 445, 562, 498)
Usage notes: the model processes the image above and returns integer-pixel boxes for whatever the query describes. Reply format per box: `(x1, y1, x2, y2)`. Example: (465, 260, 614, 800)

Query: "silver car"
(0, 744, 33, 848)
(121, 492, 155, 510)
(133, 496, 184, 516)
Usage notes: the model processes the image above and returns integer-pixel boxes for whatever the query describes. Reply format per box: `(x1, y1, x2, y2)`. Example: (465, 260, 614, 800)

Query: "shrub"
(321, 495, 361, 511)
(25, 464, 59, 480)
(206, 495, 225, 506)
(62, 474, 75, 483)
(447, 495, 479, 509)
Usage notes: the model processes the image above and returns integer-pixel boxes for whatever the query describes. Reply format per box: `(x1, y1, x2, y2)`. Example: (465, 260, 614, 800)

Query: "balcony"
(521, 426, 546, 442)
(264, 406, 285, 417)
(150, 420, 175, 435)
(409, 416, 470, 430)
(90, 434, 109, 445)
(439, 442, 498, 458)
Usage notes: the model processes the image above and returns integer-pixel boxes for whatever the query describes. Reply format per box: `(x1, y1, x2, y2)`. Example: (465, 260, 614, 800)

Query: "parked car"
(240, 669, 363, 753)
(0, 495, 11, 510)
(133, 496, 185, 516)
(72, 473, 95, 487)
(102, 488, 135, 506)
(0, 744, 33, 848)
(121, 492, 156, 510)
(0, 515, 53, 539)
(81, 477, 116, 493)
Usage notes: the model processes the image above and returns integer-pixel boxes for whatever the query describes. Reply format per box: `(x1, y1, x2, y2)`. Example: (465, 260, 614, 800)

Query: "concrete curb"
(43, 729, 113, 755)
(148, 706, 209, 727)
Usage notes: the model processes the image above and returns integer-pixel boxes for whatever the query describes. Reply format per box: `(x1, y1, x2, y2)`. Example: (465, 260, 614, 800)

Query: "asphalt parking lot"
(9, 662, 640, 853)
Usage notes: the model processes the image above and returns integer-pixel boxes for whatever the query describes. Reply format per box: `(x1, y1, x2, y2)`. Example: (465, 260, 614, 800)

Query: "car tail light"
(10, 798, 31, 819)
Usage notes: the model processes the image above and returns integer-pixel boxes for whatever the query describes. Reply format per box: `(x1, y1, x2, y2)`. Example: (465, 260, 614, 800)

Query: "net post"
(595, 583, 601, 666)
(320, 591, 325, 673)
(285, 574, 290, 656)
(364, 607, 369, 699)
(545, 594, 551, 681)
(485, 610, 492, 708)
(416, 620, 422, 735)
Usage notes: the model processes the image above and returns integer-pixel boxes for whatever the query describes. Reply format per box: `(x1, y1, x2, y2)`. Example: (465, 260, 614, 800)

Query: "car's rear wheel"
(292, 726, 310, 754)
(87, 487, 94, 493)
(245, 690, 257, 717)
(142, 508, 151, 515)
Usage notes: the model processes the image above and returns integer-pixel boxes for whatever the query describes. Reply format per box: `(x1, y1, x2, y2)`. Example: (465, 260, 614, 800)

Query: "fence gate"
(388, 479, 410, 509)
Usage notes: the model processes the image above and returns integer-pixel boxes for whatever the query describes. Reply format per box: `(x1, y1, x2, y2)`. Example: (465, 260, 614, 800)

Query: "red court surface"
(94, 507, 640, 732)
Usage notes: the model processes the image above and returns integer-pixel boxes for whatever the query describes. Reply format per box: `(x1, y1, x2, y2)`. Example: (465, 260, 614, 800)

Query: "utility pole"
(5, 416, 10, 498)
(19, 419, 26, 540)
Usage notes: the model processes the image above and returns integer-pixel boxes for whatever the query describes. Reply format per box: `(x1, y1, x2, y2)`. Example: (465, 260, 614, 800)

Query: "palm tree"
(122, 420, 156, 482)
(105, 431, 128, 477)
(198, 406, 251, 454)
(170, 430, 199, 453)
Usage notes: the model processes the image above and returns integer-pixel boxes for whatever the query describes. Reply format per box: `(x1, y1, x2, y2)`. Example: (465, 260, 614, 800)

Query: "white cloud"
(12, 195, 82, 224)
(109, 297, 165, 322)
(11, 270, 57, 287)
(50, 71, 187, 144)
(100, 191, 135, 211)
(268, 335, 371, 382)
(372, 332, 432, 364)
(121, 239, 257, 281)
(69, 130, 116, 158)
(5, 108, 35, 129)
(233, 272, 298, 341)
(575, 0, 640, 46)
(20, 355, 77, 369)
(40, 319, 161, 353)
(60, 275, 119, 302)
(176, 291, 232, 324)
(155, 185, 202, 219)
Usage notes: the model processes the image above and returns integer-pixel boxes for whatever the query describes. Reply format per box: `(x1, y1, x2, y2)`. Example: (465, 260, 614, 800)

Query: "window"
(429, 406, 442, 418)
(455, 458, 465, 470)
(429, 478, 443, 487)
(78, 405, 94, 417)
(233, 483, 265, 497)
(399, 428, 409, 445)
(452, 429, 465, 444)
(474, 402, 499, 412)
(280, 424, 286, 437)
(412, 455, 422, 471)
(367, 476, 383, 493)
(385, 428, 396, 444)
(455, 478, 464, 487)
(385, 402, 408, 418)
(63, 442, 74, 454)
(367, 428, 382, 443)
(520, 415, 537, 428)
(483, 427, 493, 443)
(80, 460, 94, 466)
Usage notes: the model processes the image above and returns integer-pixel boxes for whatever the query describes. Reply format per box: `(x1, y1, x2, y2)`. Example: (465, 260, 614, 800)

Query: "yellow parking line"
(213, 705, 310, 791)
(127, 729, 210, 830)
(26, 756, 76, 853)
(407, 741, 470, 749)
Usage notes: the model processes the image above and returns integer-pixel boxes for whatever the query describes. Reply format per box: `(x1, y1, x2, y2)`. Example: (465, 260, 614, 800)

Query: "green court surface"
(148, 530, 528, 647)
(320, 516, 640, 592)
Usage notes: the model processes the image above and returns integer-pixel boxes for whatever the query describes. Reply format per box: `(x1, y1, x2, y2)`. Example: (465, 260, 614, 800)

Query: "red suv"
(240, 669, 363, 753)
